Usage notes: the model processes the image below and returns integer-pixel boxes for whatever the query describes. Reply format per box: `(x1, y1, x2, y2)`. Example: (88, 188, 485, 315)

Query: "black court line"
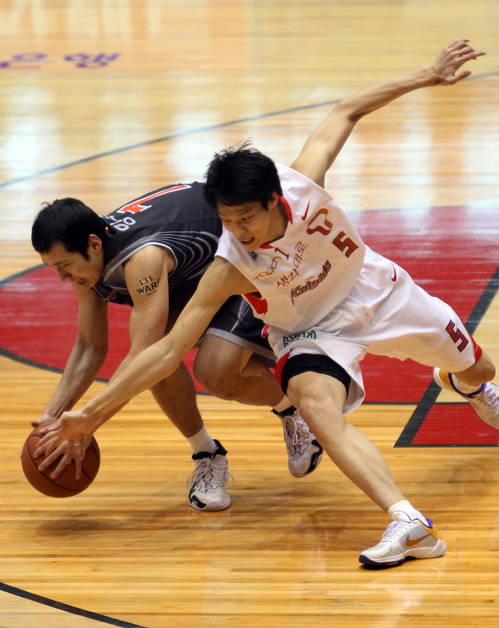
(0, 70, 497, 192)
(395, 261, 499, 447)
(0, 99, 340, 190)
(0, 582, 147, 628)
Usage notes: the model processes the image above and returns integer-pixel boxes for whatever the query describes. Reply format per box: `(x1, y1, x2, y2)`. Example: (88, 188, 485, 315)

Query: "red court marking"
(412, 404, 499, 446)
(349, 206, 499, 404)
(0, 266, 206, 391)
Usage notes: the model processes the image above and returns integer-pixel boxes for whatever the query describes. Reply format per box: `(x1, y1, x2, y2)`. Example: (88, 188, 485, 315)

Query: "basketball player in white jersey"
(35, 39, 498, 566)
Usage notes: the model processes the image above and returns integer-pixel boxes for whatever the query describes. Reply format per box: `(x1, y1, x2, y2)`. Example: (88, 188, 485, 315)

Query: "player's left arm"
(291, 39, 486, 187)
(35, 245, 174, 478)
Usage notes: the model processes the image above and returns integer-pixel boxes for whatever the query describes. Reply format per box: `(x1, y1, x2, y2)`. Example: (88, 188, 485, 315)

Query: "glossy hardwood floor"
(1, 0, 499, 626)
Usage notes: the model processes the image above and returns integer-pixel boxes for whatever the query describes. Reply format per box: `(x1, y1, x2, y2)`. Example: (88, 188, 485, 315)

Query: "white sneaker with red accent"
(359, 511, 446, 567)
(434, 368, 499, 430)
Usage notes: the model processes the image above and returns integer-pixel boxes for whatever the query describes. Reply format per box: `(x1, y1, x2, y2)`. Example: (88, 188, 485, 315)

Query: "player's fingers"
(33, 434, 59, 457)
(455, 49, 485, 64)
(451, 70, 472, 84)
(50, 452, 71, 479)
(448, 38, 470, 51)
(37, 444, 65, 471)
(74, 454, 82, 480)
(79, 443, 87, 461)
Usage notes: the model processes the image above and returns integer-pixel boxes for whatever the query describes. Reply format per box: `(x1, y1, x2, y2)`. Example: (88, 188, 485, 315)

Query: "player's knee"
(297, 394, 345, 437)
(194, 362, 239, 400)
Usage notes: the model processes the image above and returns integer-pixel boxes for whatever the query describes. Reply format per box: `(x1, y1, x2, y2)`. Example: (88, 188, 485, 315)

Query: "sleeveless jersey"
(215, 163, 366, 332)
(92, 182, 221, 314)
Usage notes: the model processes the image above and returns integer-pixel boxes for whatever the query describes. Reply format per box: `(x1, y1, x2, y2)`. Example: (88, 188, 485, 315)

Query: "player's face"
(40, 240, 103, 288)
(217, 197, 285, 252)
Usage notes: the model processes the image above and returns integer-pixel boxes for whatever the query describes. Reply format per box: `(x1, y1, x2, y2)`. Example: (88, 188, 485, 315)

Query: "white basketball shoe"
(187, 440, 233, 511)
(359, 510, 446, 567)
(273, 406, 324, 478)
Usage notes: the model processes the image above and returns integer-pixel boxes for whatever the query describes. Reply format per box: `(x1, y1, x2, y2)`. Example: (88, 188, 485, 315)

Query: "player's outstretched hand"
(432, 39, 486, 85)
(19, 412, 56, 458)
(33, 410, 95, 479)
(31, 411, 57, 429)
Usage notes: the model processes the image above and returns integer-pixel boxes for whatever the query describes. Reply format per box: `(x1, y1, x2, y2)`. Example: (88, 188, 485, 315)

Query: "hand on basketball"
(432, 39, 486, 86)
(33, 410, 96, 479)
(31, 411, 58, 429)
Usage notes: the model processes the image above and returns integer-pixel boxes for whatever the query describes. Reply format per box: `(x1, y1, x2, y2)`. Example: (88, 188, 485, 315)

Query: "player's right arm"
(32, 286, 109, 427)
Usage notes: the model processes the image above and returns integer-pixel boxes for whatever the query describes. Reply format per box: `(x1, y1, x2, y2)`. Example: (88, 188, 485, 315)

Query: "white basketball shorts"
(271, 248, 479, 413)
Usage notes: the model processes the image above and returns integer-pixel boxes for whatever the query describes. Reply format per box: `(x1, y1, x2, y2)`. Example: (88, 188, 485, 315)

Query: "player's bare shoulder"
(124, 245, 175, 301)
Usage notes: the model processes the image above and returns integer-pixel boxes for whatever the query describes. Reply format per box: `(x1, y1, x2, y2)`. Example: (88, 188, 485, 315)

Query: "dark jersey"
(92, 183, 222, 314)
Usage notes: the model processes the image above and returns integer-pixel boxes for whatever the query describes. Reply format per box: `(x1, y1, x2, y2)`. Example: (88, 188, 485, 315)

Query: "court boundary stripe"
(0, 71, 497, 191)
(0, 582, 147, 628)
(395, 261, 499, 447)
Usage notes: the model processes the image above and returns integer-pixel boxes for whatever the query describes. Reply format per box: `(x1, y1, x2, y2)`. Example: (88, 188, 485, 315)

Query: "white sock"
(450, 373, 483, 395)
(273, 396, 293, 413)
(388, 500, 428, 524)
(187, 427, 217, 454)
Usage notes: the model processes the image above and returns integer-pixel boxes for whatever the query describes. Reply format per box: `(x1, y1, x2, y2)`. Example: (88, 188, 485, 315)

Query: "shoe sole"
(289, 442, 324, 478)
(188, 494, 231, 512)
(359, 539, 446, 567)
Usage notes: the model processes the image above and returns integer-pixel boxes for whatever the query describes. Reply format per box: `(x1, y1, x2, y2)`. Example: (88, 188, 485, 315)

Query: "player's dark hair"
(31, 198, 106, 260)
(203, 141, 282, 211)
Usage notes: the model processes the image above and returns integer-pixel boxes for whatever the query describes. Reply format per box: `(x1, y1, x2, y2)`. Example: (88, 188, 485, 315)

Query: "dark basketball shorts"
(205, 295, 275, 366)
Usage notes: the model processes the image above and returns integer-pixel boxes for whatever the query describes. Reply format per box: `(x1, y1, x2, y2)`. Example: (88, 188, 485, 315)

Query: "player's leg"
(366, 261, 499, 429)
(194, 333, 281, 406)
(150, 362, 231, 512)
(447, 349, 496, 387)
(150, 361, 203, 437)
(195, 329, 323, 478)
(282, 353, 446, 567)
(434, 346, 499, 429)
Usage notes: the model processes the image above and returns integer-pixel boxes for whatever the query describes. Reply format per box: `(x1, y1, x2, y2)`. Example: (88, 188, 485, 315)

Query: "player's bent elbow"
(157, 348, 183, 382)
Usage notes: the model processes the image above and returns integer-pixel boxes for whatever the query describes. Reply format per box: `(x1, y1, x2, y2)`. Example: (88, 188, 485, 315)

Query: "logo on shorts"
(290, 260, 331, 305)
(283, 330, 317, 347)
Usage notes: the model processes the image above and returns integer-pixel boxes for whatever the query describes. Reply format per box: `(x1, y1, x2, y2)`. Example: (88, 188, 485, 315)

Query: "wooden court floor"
(1, 0, 499, 626)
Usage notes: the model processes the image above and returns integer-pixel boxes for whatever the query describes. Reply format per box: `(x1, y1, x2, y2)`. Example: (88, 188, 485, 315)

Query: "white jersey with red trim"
(215, 163, 366, 332)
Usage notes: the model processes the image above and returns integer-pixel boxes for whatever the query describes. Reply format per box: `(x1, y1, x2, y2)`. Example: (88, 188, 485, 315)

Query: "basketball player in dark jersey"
(30, 182, 323, 511)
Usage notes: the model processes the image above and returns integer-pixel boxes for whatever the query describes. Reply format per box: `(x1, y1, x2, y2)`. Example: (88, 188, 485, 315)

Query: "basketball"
(21, 424, 100, 498)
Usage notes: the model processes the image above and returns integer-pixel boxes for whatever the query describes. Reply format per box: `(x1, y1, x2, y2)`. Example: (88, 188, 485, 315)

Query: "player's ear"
(268, 192, 280, 210)
(87, 234, 102, 254)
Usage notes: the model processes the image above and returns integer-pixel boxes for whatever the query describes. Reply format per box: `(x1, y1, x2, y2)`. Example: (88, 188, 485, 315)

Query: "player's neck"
(265, 199, 288, 244)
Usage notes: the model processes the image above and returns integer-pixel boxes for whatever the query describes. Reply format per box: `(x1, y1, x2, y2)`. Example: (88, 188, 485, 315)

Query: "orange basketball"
(21, 423, 100, 498)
